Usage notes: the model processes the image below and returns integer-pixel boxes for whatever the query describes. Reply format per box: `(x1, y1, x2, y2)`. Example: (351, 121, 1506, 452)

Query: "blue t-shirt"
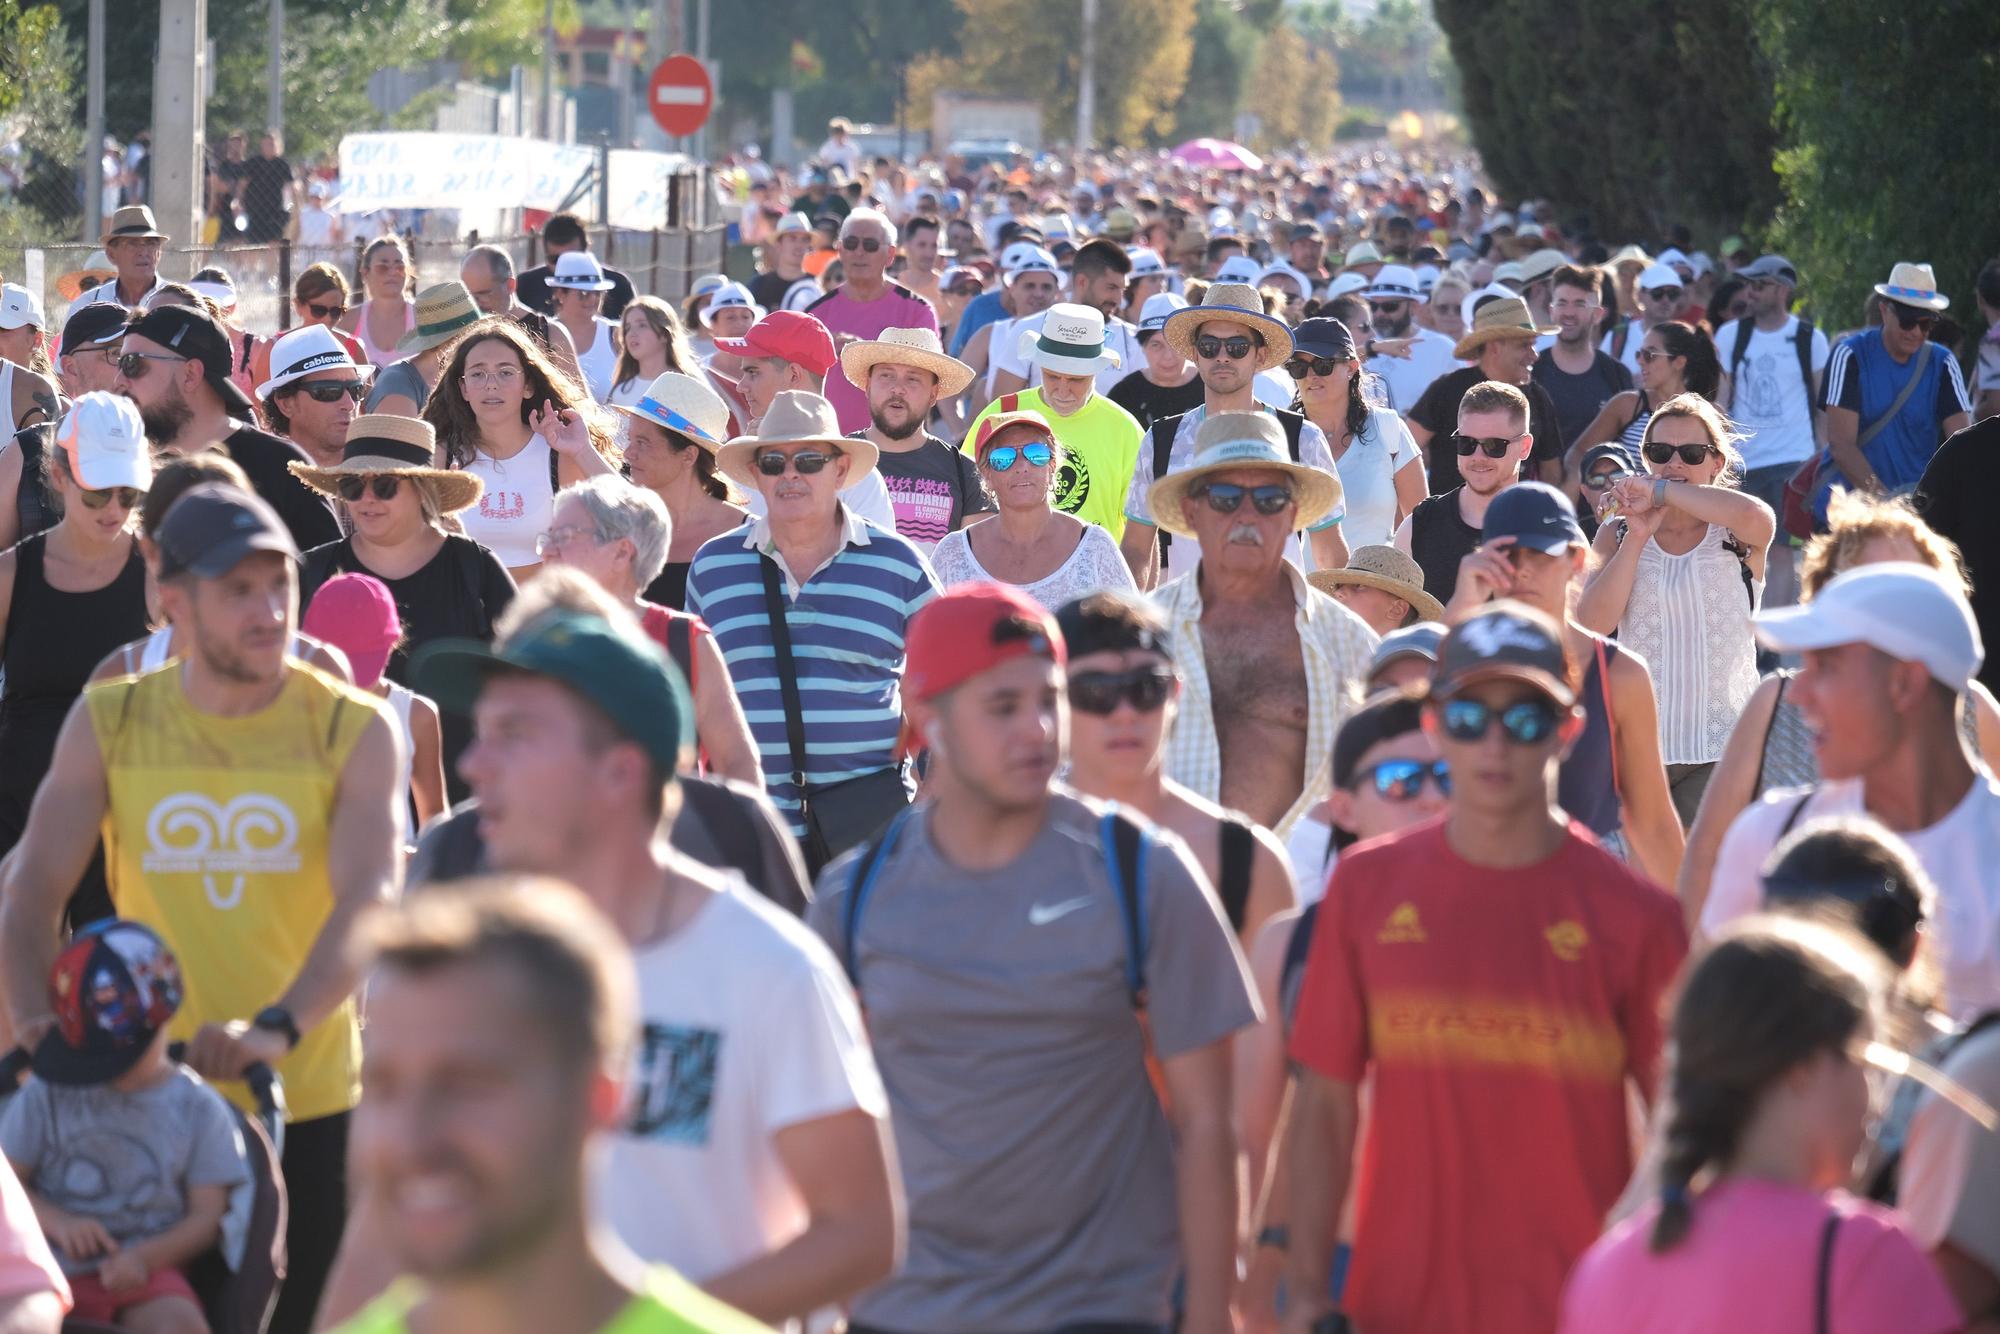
(1818, 329, 1972, 510)
(948, 289, 1007, 356)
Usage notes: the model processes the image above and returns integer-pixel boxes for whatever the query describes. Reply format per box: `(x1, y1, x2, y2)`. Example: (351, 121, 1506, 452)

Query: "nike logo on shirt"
(1028, 896, 1094, 926)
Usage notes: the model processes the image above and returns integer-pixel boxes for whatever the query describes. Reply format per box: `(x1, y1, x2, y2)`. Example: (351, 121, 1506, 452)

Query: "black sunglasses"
(755, 448, 839, 476)
(1644, 286, 1685, 304)
(1286, 354, 1349, 379)
(1440, 696, 1561, 745)
(77, 485, 142, 511)
(1644, 442, 1715, 466)
(1454, 433, 1516, 458)
(296, 381, 366, 404)
(303, 300, 344, 320)
(1368, 300, 1408, 315)
(1194, 334, 1257, 361)
(1888, 304, 1938, 332)
(117, 351, 186, 380)
(1193, 482, 1294, 516)
(1068, 667, 1175, 716)
(336, 475, 403, 503)
(840, 236, 885, 253)
(1355, 758, 1452, 801)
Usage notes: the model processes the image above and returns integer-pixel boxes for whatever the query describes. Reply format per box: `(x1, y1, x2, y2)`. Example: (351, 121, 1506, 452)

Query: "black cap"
(58, 302, 130, 357)
(1433, 601, 1576, 708)
(1579, 443, 1638, 479)
(126, 307, 256, 415)
(1332, 689, 1427, 789)
(1289, 220, 1323, 241)
(1291, 317, 1359, 361)
(155, 482, 299, 580)
(1481, 481, 1585, 553)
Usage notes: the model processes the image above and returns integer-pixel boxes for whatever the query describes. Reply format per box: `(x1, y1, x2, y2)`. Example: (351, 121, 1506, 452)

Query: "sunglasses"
(1453, 433, 1517, 458)
(303, 300, 344, 320)
(336, 475, 403, 503)
(984, 441, 1053, 471)
(77, 485, 141, 511)
(1439, 696, 1562, 745)
(1193, 481, 1294, 516)
(1888, 304, 1938, 333)
(755, 448, 839, 476)
(840, 236, 885, 253)
(1368, 301, 1408, 316)
(1194, 334, 1257, 361)
(1068, 667, 1175, 716)
(117, 351, 186, 380)
(1644, 286, 1685, 304)
(296, 380, 366, 404)
(1644, 442, 1715, 466)
(1581, 468, 1628, 489)
(1355, 758, 1452, 800)
(1285, 354, 1349, 380)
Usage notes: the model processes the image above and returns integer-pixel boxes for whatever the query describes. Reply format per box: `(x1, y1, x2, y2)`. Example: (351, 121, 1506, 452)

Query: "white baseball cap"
(1639, 262, 1684, 292)
(1754, 562, 1984, 692)
(56, 391, 153, 492)
(1003, 246, 1060, 285)
(0, 283, 46, 332)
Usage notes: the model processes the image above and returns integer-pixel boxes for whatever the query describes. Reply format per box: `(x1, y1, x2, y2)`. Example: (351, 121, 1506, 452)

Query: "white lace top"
(930, 521, 1137, 611)
(1617, 521, 1762, 765)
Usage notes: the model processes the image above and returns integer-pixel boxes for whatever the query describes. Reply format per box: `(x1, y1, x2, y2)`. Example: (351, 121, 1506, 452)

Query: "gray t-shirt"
(1, 1067, 249, 1267)
(362, 359, 429, 413)
(807, 789, 1259, 1330)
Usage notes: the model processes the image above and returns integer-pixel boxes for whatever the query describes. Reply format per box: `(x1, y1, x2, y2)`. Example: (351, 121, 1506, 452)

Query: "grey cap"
(155, 482, 299, 580)
(1369, 622, 1446, 678)
(1737, 254, 1799, 286)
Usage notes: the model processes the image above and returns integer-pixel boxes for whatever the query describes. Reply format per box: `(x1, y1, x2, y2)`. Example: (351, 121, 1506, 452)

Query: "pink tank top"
(355, 300, 417, 366)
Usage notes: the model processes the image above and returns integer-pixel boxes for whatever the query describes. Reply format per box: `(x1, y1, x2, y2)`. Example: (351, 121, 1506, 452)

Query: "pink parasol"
(1169, 138, 1265, 171)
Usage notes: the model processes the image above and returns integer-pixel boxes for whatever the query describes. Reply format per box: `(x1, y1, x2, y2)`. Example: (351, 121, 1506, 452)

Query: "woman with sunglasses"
(1568, 320, 1723, 468)
(1578, 395, 1773, 829)
(546, 252, 622, 402)
(929, 412, 1135, 609)
(338, 235, 417, 367)
(1289, 317, 1427, 549)
(0, 395, 152, 927)
(611, 372, 747, 609)
(293, 415, 516, 804)
(247, 262, 366, 393)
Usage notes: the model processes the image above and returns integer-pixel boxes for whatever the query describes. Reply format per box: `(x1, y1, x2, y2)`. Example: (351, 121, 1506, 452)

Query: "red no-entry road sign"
(648, 54, 713, 137)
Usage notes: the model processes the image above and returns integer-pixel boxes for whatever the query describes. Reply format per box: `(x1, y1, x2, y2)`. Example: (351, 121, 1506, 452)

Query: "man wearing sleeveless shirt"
(1395, 380, 1532, 605)
(0, 483, 403, 1334)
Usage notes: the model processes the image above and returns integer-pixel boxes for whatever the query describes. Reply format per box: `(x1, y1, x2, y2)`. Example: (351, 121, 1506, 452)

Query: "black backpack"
(1728, 316, 1818, 422)
(1147, 408, 1306, 557)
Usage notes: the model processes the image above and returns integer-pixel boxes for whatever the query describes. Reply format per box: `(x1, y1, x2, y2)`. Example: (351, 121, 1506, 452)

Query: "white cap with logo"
(1754, 562, 1984, 692)
(0, 283, 46, 332)
(56, 391, 153, 492)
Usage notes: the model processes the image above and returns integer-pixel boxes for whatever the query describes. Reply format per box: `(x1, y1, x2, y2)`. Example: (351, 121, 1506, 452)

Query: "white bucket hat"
(257, 324, 373, 401)
(549, 251, 615, 292)
(1003, 247, 1061, 286)
(1126, 246, 1168, 279)
(1017, 303, 1122, 377)
(702, 281, 766, 327)
(1213, 254, 1262, 285)
(1362, 264, 1427, 304)
(1137, 292, 1188, 335)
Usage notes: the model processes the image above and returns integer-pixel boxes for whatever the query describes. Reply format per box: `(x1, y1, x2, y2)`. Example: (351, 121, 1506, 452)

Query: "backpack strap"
(1795, 318, 1817, 421)
(839, 806, 912, 993)
(1814, 1210, 1840, 1334)
(1779, 790, 1814, 838)
(449, 539, 495, 638)
(1610, 320, 1631, 361)
(1148, 413, 1184, 557)
(664, 614, 695, 691)
(1216, 816, 1255, 933)
(1594, 637, 1622, 801)
(1276, 409, 1305, 463)
(1729, 317, 1755, 376)
(1279, 901, 1319, 1031)
(1100, 809, 1151, 1009)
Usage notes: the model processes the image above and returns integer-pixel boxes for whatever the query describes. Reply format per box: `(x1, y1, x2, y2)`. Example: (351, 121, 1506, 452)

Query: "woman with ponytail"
(1560, 917, 1961, 1333)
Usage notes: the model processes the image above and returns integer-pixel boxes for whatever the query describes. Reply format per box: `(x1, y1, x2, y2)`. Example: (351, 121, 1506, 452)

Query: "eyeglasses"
(1888, 304, 1938, 333)
(117, 351, 187, 380)
(1355, 758, 1452, 800)
(463, 367, 523, 388)
(1068, 666, 1175, 716)
(1285, 354, 1349, 380)
(755, 448, 839, 476)
(336, 475, 402, 503)
(76, 485, 141, 511)
(1453, 433, 1517, 458)
(297, 381, 366, 404)
(984, 441, 1053, 471)
(840, 236, 885, 253)
(302, 300, 344, 320)
(534, 524, 598, 556)
(1644, 441, 1715, 466)
(1634, 347, 1678, 365)
(1439, 696, 1561, 745)
(1194, 334, 1257, 361)
(1192, 482, 1294, 516)
(1643, 286, 1684, 304)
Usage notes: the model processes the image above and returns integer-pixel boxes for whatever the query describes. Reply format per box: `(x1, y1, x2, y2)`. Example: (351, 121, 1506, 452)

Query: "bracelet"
(1653, 477, 1669, 508)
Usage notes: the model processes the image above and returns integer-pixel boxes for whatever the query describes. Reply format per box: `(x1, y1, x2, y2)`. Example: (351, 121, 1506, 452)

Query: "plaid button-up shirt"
(1154, 561, 1378, 834)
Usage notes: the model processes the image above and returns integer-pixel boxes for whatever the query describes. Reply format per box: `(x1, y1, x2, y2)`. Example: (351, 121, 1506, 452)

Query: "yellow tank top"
(87, 659, 386, 1121)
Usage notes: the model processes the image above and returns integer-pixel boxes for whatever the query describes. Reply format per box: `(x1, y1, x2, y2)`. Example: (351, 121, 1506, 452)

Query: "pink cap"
(301, 572, 402, 688)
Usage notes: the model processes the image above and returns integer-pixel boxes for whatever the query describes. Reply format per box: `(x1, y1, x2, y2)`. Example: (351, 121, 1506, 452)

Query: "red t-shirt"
(1289, 819, 1688, 1334)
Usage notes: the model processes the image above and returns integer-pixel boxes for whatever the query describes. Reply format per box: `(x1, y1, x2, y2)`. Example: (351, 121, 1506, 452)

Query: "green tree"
(0, 1, 83, 244)
(1175, 0, 1256, 142)
(1242, 21, 1340, 151)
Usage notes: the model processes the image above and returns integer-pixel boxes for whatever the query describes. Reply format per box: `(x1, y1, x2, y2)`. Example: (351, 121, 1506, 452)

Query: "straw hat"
(396, 283, 482, 354)
(1873, 262, 1950, 312)
(1307, 545, 1444, 623)
(716, 391, 877, 490)
(1146, 412, 1343, 538)
(289, 414, 483, 513)
(840, 327, 975, 396)
(1515, 248, 1568, 285)
(57, 250, 117, 302)
(1339, 240, 1383, 271)
(1452, 295, 1558, 360)
(103, 205, 167, 242)
(1016, 304, 1123, 377)
(1162, 282, 1294, 372)
(611, 371, 731, 448)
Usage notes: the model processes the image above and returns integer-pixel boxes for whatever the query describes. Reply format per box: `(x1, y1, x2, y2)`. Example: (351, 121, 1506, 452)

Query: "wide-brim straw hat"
(716, 391, 878, 490)
(1453, 295, 1558, 360)
(289, 414, 483, 513)
(1147, 411, 1342, 538)
(396, 283, 482, 354)
(840, 326, 975, 396)
(57, 250, 117, 302)
(1307, 545, 1445, 622)
(1873, 262, 1950, 312)
(611, 371, 731, 448)
(1162, 282, 1294, 372)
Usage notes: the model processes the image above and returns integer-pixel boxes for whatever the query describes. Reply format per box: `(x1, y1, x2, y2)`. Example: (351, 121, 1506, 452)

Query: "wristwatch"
(1256, 1225, 1291, 1252)
(252, 1005, 300, 1053)
(1653, 477, 1670, 508)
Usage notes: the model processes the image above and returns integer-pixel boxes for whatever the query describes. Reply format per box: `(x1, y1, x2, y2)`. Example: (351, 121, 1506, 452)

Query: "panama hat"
(1017, 304, 1123, 377)
(257, 324, 373, 400)
(840, 326, 975, 396)
(1452, 295, 1558, 360)
(1339, 240, 1384, 272)
(1307, 545, 1444, 623)
(1146, 412, 1342, 538)
(396, 283, 482, 355)
(548, 251, 616, 292)
(1162, 282, 1294, 372)
(289, 414, 483, 513)
(103, 204, 167, 241)
(611, 371, 731, 447)
(1361, 264, 1427, 303)
(1213, 255, 1262, 285)
(1873, 262, 1950, 312)
(716, 391, 877, 490)
(701, 281, 764, 327)
(57, 250, 117, 302)
(1515, 248, 1568, 285)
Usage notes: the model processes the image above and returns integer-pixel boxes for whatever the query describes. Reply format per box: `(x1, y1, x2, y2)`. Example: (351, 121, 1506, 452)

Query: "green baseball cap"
(411, 609, 693, 778)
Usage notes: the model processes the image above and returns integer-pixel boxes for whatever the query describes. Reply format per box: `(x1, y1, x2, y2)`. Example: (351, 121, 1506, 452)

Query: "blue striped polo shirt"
(686, 509, 940, 834)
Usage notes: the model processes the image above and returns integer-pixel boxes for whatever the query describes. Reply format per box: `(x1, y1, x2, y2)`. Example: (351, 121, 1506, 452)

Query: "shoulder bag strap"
(1278, 409, 1304, 463)
(1779, 789, 1815, 838)
(1217, 816, 1255, 933)
(1815, 1209, 1841, 1334)
(840, 807, 910, 993)
(1150, 415, 1179, 556)
(1796, 318, 1817, 418)
(1102, 810, 1150, 1009)
(1751, 674, 1787, 798)
(1856, 342, 1931, 453)
(1594, 637, 1622, 800)
(758, 555, 811, 799)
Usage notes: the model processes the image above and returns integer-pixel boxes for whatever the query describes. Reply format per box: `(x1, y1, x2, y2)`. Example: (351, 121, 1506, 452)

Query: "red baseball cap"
(714, 310, 837, 377)
(905, 582, 1066, 702)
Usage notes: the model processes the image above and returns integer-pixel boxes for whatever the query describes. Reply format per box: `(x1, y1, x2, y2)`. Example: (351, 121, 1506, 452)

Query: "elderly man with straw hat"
(1307, 544, 1444, 637)
(1404, 294, 1566, 494)
(73, 205, 169, 309)
(686, 390, 939, 865)
(839, 327, 989, 551)
(1150, 412, 1376, 835)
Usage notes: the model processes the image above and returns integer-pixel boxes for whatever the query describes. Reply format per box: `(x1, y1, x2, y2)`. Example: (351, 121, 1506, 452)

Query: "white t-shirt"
(1365, 326, 1459, 414)
(1283, 815, 1336, 905)
(992, 311, 1146, 398)
(601, 877, 888, 1281)
(746, 468, 897, 532)
(817, 139, 861, 175)
(1703, 776, 2000, 1021)
(1330, 406, 1424, 550)
(1712, 316, 1831, 470)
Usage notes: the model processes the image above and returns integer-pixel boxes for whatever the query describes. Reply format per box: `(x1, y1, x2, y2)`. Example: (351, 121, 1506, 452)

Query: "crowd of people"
(0, 133, 1995, 1334)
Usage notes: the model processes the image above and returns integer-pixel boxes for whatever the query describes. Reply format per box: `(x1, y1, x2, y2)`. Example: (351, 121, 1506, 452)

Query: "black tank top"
(645, 560, 691, 611)
(1556, 634, 1625, 838)
(0, 532, 150, 799)
(1407, 487, 1481, 605)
